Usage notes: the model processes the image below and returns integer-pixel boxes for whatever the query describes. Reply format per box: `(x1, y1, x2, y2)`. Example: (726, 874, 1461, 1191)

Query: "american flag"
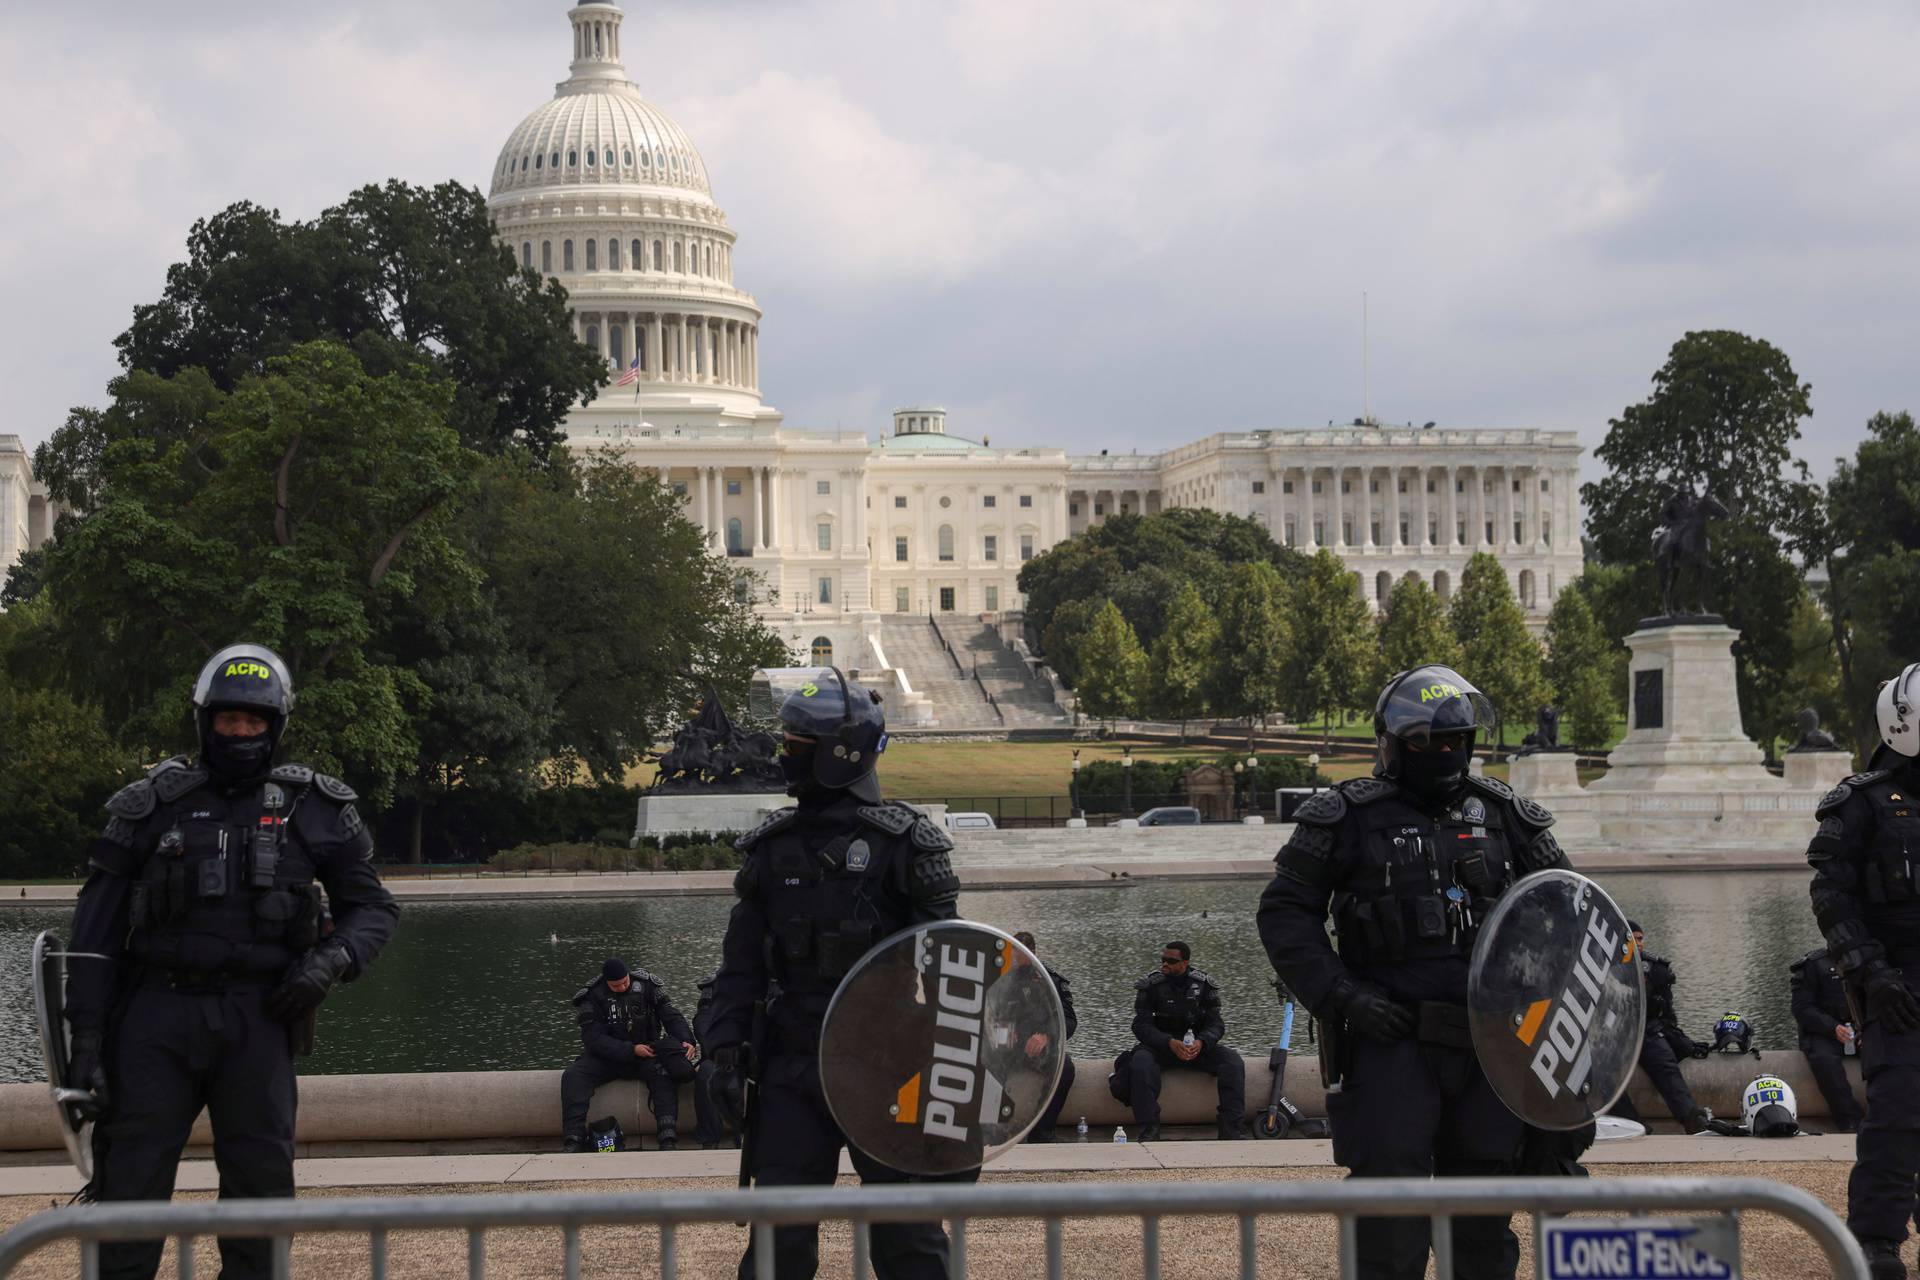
(615, 356, 640, 388)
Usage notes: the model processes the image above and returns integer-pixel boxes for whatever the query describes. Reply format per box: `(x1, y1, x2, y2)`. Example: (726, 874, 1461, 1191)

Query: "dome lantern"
(567, 2, 628, 85)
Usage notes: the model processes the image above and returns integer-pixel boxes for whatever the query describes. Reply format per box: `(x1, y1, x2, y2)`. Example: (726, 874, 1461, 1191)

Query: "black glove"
(708, 1046, 748, 1130)
(1337, 980, 1414, 1043)
(267, 941, 353, 1023)
(1865, 966, 1920, 1034)
(67, 1028, 108, 1121)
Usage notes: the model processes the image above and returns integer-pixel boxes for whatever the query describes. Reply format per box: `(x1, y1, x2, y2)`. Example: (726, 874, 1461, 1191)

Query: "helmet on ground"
(749, 667, 887, 795)
(1739, 1076, 1799, 1137)
(1711, 1012, 1754, 1055)
(191, 643, 295, 778)
(1877, 664, 1920, 758)
(1373, 665, 1495, 803)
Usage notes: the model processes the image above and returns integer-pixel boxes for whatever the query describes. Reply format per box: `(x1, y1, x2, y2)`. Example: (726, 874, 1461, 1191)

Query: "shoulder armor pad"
(1190, 968, 1220, 989)
(312, 772, 357, 803)
(1798, 948, 1828, 969)
(1343, 776, 1399, 806)
(571, 985, 594, 1005)
(736, 807, 799, 850)
(1047, 966, 1070, 989)
(1138, 970, 1167, 988)
(1292, 789, 1346, 825)
(1817, 781, 1865, 817)
(106, 778, 157, 821)
(1470, 775, 1515, 801)
(732, 852, 761, 899)
(630, 967, 659, 987)
(148, 759, 209, 802)
(1846, 770, 1891, 788)
(909, 815, 954, 853)
(1495, 785, 1555, 831)
(856, 804, 915, 836)
(270, 763, 315, 786)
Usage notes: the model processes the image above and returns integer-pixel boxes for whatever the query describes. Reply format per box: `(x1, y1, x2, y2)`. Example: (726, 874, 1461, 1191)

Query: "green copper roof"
(875, 432, 985, 453)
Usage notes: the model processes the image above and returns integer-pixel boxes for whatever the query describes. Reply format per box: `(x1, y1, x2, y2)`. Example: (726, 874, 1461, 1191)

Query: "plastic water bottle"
(1183, 1030, 1196, 1050)
(1076, 1116, 1089, 1142)
(1113, 1126, 1128, 1144)
(1844, 1024, 1858, 1057)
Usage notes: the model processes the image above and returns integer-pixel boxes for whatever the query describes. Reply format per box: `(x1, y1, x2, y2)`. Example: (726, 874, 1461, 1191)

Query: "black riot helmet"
(1373, 665, 1495, 804)
(749, 667, 888, 799)
(191, 643, 295, 780)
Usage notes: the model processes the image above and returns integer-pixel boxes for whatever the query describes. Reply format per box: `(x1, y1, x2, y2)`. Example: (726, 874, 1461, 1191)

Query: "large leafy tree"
(1073, 600, 1147, 726)
(1449, 552, 1549, 747)
(1280, 550, 1374, 744)
(110, 181, 605, 459)
(1579, 330, 1820, 737)
(1144, 582, 1219, 739)
(1542, 584, 1615, 750)
(1376, 575, 1461, 683)
(1205, 561, 1292, 739)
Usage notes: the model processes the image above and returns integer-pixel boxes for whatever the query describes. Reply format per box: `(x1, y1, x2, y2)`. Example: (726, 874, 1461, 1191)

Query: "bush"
(1070, 754, 1328, 815)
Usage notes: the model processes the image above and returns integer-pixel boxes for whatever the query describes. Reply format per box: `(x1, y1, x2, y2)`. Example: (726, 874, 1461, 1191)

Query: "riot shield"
(32, 930, 96, 1178)
(820, 921, 1066, 1175)
(1467, 870, 1643, 1131)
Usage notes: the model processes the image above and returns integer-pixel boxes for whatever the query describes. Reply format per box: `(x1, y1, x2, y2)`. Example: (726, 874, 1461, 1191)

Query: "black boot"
(1863, 1239, 1907, 1280)
(561, 1134, 586, 1154)
(656, 1119, 678, 1152)
(1217, 1119, 1251, 1140)
(1137, 1124, 1161, 1142)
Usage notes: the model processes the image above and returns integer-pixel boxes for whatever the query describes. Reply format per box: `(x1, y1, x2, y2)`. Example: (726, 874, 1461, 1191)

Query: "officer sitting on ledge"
(64, 644, 399, 1280)
(1608, 921, 1716, 1134)
(1126, 941, 1248, 1141)
(561, 957, 697, 1151)
(1257, 665, 1576, 1280)
(1789, 946, 1864, 1133)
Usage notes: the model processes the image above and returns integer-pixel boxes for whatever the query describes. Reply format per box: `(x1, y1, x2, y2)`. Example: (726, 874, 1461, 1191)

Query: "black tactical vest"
(1140, 969, 1218, 1037)
(1854, 776, 1920, 919)
(124, 763, 324, 976)
(740, 806, 914, 1000)
(578, 978, 664, 1045)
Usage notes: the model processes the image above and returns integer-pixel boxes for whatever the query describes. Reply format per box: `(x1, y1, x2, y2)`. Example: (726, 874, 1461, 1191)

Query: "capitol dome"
(487, 1, 764, 415)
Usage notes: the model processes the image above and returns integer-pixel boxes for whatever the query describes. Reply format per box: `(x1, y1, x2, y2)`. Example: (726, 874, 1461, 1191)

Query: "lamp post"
(1246, 753, 1259, 818)
(1121, 746, 1134, 817)
(1070, 750, 1082, 820)
(1233, 760, 1246, 819)
(1307, 752, 1321, 795)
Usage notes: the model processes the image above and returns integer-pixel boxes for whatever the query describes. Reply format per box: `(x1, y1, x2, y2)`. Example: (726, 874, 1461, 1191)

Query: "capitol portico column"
(1418, 465, 1431, 550)
(751, 465, 764, 549)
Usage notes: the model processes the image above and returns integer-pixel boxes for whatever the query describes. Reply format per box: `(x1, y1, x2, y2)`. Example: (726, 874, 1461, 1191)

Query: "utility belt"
(1321, 999, 1471, 1089)
(139, 969, 278, 993)
(1336, 891, 1490, 964)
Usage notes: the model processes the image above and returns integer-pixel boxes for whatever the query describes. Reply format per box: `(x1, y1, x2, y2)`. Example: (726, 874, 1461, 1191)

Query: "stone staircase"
(933, 618, 1071, 727)
(877, 616, 1001, 728)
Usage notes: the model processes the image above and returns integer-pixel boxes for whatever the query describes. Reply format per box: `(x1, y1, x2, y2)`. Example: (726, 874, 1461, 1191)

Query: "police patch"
(1463, 797, 1487, 824)
(846, 839, 872, 871)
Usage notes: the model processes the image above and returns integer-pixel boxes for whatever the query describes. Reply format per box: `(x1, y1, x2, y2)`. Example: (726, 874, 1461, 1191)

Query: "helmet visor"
(1378, 669, 1496, 746)
(749, 667, 852, 738)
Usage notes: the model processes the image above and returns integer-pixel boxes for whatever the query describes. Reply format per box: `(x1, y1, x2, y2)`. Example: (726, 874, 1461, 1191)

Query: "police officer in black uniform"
(1610, 921, 1712, 1133)
(1126, 941, 1247, 1140)
(63, 644, 398, 1280)
(1791, 947, 1864, 1133)
(705, 667, 968, 1280)
(690, 970, 735, 1149)
(1807, 662, 1920, 1279)
(561, 957, 697, 1151)
(1257, 665, 1574, 1280)
(1013, 931, 1077, 1142)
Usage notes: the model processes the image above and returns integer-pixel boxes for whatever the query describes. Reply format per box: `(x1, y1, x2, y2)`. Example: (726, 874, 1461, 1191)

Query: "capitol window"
(983, 535, 997, 562)
(938, 495, 951, 508)
(624, 149, 633, 167)
(655, 150, 664, 167)
(551, 151, 560, 167)
(893, 496, 906, 509)
(652, 239, 663, 269)
(568, 149, 578, 166)
(1252, 481, 1265, 494)
(632, 239, 643, 270)
(674, 242, 684, 272)
(1020, 534, 1034, 561)
(895, 537, 908, 562)
(521, 156, 528, 171)
(1069, 503, 1078, 516)
(1311, 480, 1323, 494)
(608, 239, 620, 270)
(521, 242, 532, 268)
(817, 480, 831, 495)
(535, 154, 543, 169)
(1368, 479, 1378, 493)
(541, 241, 552, 272)
(585, 149, 595, 167)
(563, 240, 575, 271)
(1282, 480, 1294, 494)
(938, 526, 955, 561)
(817, 523, 833, 551)
(985, 586, 999, 613)
(586, 240, 597, 270)
(605, 148, 614, 167)
(818, 577, 833, 605)
(1019, 494, 1032, 508)
(585, 323, 598, 351)
(727, 480, 741, 495)
(983, 495, 996, 508)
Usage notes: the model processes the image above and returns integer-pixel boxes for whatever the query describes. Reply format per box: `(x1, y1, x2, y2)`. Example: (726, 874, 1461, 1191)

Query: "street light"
(1121, 746, 1134, 817)
(1245, 754, 1258, 817)
(1233, 760, 1246, 819)
(1307, 752, 1321, 795)
(1070, 749, 1082, 820)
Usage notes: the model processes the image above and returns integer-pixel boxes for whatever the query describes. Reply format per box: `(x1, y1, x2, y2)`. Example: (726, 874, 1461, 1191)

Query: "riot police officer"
(1013, 931, 1078, 1142)
(1807, 662, 1920, 1279)
(560, 957, 696, 1151)
(1257, 665, 1573, 1280)
(1126, 941, 1247, 1140)
(63, 644, 398, 1280)
(1612, 922, 1713, 1133)
(690, 970, 735, 1149)
(1790, 947, 1864, 1133)
(705, 667, 968, 1280)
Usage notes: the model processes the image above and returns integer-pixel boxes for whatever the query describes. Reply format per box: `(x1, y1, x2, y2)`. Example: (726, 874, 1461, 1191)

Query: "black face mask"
(206, 730, 274, 781)
(1398, 741, 1471, 805)
(780, 742, 817, 793)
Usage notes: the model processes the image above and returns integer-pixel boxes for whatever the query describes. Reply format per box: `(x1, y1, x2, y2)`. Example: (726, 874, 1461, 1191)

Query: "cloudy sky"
(2, 1, 1915, 475)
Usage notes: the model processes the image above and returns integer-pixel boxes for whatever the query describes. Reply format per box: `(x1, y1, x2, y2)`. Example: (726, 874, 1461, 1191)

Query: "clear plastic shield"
(1467, 870, 1644, 1131)
(820, 922, 1067, 1175)
(32, 931, 93, 1178)
(748, 668, 849, 736)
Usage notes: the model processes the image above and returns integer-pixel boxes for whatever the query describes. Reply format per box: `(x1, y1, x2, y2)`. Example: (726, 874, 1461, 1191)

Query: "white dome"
(490, 82, 713, 203)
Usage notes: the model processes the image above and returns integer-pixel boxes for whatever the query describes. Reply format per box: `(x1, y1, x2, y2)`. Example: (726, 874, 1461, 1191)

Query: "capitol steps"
(932, 618, 1071, 727)
(876, 616, 1006, 728)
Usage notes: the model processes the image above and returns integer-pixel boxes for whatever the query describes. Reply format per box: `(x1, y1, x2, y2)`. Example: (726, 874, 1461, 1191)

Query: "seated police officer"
(1126, 941, 1247, 1141)
(561, 957, 696, 1151)
(64, 645, 398, 1280)
(1257, 665, 1572, 1280)
(1608, 921, 1714, 1134)
(705, 667, 969, 1280)
(1013, 931, 1078, 1142)
(689, 970, 735, 1150)
(1791, 947, 1864, 1133)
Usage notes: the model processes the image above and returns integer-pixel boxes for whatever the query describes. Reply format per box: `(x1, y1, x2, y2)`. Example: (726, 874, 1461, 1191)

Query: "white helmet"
(1879, 664, 1920, 758)
(1740, 1076, 1798, 1137)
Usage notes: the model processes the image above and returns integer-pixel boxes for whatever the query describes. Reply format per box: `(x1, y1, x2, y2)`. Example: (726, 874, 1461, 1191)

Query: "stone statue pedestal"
(1510, 750, 1581, 796)
(1588, 623, 1777, 793)
(1784, 750, 1855, 793)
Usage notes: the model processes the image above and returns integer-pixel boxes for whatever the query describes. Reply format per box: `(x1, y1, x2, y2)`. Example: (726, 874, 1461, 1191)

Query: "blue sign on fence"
(1540, 1217, 1738, 1280)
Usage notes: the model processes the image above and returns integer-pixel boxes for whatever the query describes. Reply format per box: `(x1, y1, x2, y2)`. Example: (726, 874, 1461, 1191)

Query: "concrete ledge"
(0, 1050, 1858, 1155)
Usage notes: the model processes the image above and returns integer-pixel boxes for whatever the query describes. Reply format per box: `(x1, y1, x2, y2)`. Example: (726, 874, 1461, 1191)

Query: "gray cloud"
(2, 0, 1915, 483)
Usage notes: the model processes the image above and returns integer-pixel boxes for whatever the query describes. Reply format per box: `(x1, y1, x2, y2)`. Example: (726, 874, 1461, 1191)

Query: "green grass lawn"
(1294, 712, 1631, 754)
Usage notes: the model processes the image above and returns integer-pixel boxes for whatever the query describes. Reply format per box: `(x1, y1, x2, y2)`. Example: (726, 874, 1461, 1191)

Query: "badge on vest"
(1463, 797, 1486, 824)
(847, 839, 872, 872)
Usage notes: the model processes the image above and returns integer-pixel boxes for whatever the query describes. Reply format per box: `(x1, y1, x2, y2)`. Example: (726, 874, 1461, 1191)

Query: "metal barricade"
(0, 1176, 1868, 1279)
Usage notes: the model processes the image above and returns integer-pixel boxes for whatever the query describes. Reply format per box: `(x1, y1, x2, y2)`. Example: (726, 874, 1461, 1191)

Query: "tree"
(1579, 330, 1821, 738)
(1073, 600, 1147, 726)
(1281, 550, 1374, 746)
(1449, 552, 1548, 748)
(1376, 575, 1461, 684)
(1205, 562, 1292, 740)
(1542, 585, 1615, 750)
(1144, 582, 1218, 739)
(110, 182, 606, 459)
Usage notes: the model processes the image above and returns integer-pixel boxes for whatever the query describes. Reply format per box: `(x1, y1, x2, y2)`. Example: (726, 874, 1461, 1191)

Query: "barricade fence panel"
(0, 1177, 1869, 1280)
